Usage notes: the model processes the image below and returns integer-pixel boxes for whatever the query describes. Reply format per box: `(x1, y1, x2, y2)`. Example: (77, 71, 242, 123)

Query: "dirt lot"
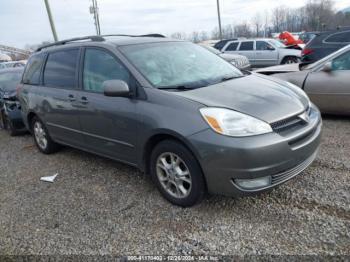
(0, 116, 349, 256)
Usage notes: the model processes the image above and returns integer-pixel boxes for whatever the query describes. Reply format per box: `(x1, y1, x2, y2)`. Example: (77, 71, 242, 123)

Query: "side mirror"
(103, 80, 131, 97)
(267, 46, 275, 51)
(321, 62, 332, 73)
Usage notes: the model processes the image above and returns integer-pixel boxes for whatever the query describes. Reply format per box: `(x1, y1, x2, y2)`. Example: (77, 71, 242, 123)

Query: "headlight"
(200, 108, 273, 137)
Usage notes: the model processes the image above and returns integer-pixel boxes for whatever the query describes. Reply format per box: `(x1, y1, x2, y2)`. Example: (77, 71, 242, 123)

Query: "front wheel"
(150, 140, 206, 207)
(31, 116, 60, 154)
(1, 112, 18, 136)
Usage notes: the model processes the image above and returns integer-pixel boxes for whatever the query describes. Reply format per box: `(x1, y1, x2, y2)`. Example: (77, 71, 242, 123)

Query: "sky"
(0, 0, 349, 49)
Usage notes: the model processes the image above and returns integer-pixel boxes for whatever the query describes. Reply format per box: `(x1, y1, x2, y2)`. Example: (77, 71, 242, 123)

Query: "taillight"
(302, 48, 314, 56)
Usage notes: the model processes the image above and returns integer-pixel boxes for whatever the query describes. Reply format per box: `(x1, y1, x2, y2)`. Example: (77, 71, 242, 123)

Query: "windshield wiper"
(157, 85, 195, 90)
(219, 74, 244, 83)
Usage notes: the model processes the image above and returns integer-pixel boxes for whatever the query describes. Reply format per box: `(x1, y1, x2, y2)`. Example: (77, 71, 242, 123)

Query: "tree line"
(170, 0, 350, 42)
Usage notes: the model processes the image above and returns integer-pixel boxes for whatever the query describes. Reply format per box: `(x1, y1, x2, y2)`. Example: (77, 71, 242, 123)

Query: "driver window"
(332, 51, 350, 71)
(256, 41, 274, 51)
(83, 48, 130, 93)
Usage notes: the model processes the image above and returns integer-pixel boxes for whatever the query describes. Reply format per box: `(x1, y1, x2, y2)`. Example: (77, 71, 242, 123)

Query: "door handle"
(80, 96, 89, 104)
(68, 94, 76, 102)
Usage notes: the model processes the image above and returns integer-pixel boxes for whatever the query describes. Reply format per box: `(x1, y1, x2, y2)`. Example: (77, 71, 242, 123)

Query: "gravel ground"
(0, 116, 349, 257)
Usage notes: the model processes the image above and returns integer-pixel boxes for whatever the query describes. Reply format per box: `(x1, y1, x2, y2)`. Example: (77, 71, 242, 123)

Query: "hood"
(173, 74, 308, 123)
(254, 63, 302, 74)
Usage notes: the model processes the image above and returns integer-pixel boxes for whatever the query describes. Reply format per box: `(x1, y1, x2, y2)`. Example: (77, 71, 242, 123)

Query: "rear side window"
(226, 42, 238, 51)
(83, 48, 130, 93)
(22, 53, 45, 85)
(239, 41, 254, 51)
(325, 31, 350, 43)
(44, 49, 79, 88)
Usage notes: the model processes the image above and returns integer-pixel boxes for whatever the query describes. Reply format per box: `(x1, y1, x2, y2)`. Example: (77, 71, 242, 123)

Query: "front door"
(304, 50, 350, 114)
(75, 47, 138, 164)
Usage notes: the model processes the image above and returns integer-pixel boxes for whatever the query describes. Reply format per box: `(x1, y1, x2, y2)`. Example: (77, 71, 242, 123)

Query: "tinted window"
(22, 53, 45, 85)
(83, 49, 130, 93)
(44, 49, 78, 88)
(226, 42, 238, 51)
(256, 41, 274, 50)
(325, 31, 350, 43)
(239, 41, 254, 51)
(332, 51, 350, 70)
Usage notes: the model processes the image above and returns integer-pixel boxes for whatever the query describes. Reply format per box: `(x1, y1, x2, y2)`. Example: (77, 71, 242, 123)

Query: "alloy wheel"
(156, 152, 192, 199)
(33, 121, 48, 150)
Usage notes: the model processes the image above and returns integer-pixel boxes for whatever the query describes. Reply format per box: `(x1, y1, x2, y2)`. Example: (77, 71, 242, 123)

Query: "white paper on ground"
(40, 173, 58, 183)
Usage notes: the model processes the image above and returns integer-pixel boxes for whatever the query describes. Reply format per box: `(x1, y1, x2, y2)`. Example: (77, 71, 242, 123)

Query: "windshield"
(268, 39, 286, 48)
(120, 42, 243, 89)
(0, 71, 22, 92)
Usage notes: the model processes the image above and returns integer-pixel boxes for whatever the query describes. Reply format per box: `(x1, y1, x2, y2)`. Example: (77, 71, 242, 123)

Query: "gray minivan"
(18, 35, 322, 207)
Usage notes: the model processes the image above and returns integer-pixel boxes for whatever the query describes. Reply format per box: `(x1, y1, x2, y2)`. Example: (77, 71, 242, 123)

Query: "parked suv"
(302, 28, 350, 63)
(221, 38, 301, 67)
(18, 35, 321, 207)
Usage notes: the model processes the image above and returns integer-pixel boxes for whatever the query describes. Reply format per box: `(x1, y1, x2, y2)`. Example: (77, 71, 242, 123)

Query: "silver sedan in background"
(255, 44, 350, 115)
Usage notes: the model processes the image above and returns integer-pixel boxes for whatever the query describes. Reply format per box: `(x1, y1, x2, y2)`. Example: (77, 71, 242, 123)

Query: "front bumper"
(187, 105, 322, 197)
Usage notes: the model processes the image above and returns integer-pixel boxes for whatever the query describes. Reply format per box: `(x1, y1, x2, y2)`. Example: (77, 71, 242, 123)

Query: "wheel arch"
(141, 130, 204, 179)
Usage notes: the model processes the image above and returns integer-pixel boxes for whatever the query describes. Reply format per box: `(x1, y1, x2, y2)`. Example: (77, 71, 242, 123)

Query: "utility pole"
(44, 0, 58, 41)
(216, 0, 223, 40)
(90, 0, 101, 35)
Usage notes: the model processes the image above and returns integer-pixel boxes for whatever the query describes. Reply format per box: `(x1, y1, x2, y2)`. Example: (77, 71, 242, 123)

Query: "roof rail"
(101, 34, 166, 38)
(36, 35, 105, 52)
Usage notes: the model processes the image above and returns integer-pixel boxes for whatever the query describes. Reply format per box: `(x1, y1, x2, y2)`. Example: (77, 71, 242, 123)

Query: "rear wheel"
(150, 140, 206, 207)
(31, 116, 60, 154)
(282, 56, 298, 64)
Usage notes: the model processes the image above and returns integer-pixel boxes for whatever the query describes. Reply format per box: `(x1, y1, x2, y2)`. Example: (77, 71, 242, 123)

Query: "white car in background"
(199, 44, 251, 70)
(220, 39, 301, 67)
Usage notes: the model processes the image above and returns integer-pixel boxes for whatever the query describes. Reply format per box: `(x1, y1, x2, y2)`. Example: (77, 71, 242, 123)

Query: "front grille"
(271, 107, 311, 133)
(271, 151, 317, 185)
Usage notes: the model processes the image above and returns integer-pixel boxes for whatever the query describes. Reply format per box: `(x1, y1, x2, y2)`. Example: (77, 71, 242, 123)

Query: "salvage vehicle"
(18, 35, 321, 207)
(199, 45, 251, 70)
(220, 38, 301, 67)
(301, 28, 350, 63)
(255, 44, 350, 115)
(0, 68, 26, 135)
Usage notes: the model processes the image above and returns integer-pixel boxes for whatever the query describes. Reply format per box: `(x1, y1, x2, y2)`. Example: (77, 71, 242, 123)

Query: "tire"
(4, 117, 18, 136)
(281, 56, 298, 64)
(31, 116, 60, 154)
(0, 111, 17, 136)
(150, 140, 206, 207)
